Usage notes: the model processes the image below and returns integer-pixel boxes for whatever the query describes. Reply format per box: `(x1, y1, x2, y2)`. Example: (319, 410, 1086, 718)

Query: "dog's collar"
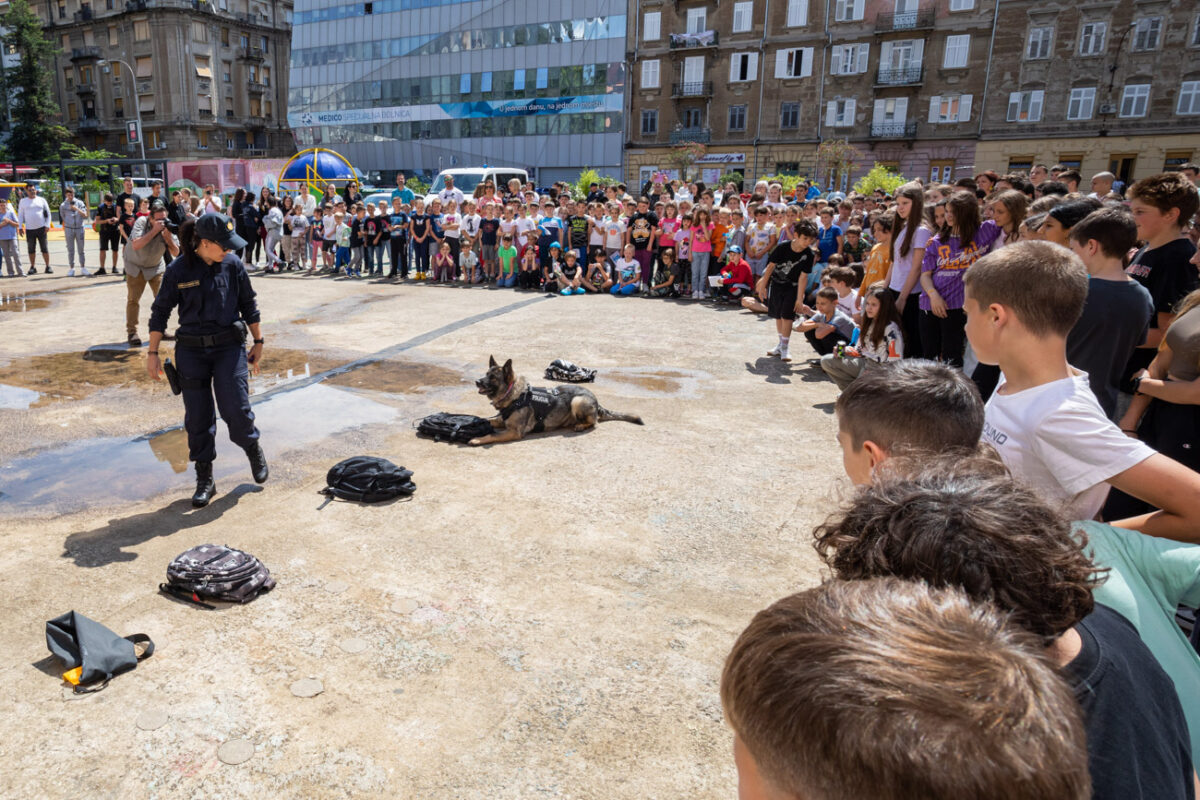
(493, 380, 517, 406)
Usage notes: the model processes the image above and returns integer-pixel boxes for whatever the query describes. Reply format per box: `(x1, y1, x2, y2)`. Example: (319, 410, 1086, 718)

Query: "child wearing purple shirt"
(919, 190, 1003, 368)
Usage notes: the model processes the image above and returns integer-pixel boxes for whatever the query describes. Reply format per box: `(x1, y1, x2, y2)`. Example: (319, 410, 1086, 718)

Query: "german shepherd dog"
(470, 356, 643, 445)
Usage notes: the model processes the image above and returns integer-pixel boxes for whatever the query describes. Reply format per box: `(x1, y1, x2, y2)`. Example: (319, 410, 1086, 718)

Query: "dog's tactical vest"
(501, 386, 558, 433)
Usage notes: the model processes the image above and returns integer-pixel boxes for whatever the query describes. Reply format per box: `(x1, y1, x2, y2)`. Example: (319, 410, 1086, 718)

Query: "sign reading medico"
(290, 94, 624, 129)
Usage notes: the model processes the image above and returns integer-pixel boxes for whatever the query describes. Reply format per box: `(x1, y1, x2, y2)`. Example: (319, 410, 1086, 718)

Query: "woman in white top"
(202, 184, 222, 215)
(887, 182, 931, 359)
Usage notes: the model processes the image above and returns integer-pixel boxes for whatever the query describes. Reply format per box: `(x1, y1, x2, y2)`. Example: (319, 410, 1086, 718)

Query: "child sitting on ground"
(583, 249, 613, 293)
(611, 243, 641, 296)
(963, 241, 1200, 541)
(645, 247, 680, 297)
(460, 243, 481, 284)
(556, 250, 585, 295)
(541, 241, 562, 292)
(819, 284, 903, 389)
(795, 286, 856, 357)
(717, 245, 753, 302)
(431, 240, 455, 283)
(825, 265, 861, 323)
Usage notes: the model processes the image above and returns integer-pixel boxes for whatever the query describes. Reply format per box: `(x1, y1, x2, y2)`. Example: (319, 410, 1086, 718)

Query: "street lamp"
(97, 58, 146, 178)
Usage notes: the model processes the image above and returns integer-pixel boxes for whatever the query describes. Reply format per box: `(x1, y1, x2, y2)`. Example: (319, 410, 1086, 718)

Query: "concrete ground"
(0, 238, 843, 799)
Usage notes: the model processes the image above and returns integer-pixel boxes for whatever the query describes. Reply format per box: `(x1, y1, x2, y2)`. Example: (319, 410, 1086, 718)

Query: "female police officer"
(146, 212, 268, 507)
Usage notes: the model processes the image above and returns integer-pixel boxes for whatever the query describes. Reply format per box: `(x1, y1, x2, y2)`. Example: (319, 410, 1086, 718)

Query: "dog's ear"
(488, 354, 497, 368)
(502, 359, 513, 381)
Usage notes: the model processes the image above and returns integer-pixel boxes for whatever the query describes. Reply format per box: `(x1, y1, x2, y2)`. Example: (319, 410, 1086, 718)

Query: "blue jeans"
(366, 243, 384, 274)
(691, 251, 711, 294)
(611, 282, 638, 296)
(499, 271, 517, 287)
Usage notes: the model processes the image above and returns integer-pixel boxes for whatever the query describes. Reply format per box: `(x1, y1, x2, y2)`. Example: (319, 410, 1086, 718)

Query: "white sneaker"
(81, 268, 92, 277)
(767, 344, 782, 357)
(67, 269, 75, 277)
(780, 346, 791, 362)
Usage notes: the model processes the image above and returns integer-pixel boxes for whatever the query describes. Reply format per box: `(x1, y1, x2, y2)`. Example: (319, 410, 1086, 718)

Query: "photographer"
(123, 199, 179, 346)
(147, 213, 267, 507)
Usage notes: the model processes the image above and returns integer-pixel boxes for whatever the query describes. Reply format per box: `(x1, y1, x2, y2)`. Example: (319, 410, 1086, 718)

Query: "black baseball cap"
(196, 212, 247, 250)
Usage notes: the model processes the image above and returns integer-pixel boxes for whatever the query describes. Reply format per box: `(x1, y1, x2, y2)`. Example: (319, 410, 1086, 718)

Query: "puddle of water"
(326, 359, 463, 394)
(0, 347, 338, 405)
(0, 383, 40, 410)
(0, 294, 50, 312)
(0, 383, 398, 514)
(598, 367, 709, 399)
(606, 373, 682, 393)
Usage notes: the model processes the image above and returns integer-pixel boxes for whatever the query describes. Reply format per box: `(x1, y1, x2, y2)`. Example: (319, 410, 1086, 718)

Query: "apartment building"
(977, 0, 1200, 185)
(40, 0, 294, 166)
(625, 0, 1200, 187)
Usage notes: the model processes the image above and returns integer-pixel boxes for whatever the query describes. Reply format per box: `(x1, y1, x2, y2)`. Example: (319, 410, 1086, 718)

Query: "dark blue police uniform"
(149, 251, 260, 463)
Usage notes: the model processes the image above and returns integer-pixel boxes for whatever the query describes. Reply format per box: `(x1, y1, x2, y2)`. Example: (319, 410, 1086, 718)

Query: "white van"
(424, 167, 528, 205)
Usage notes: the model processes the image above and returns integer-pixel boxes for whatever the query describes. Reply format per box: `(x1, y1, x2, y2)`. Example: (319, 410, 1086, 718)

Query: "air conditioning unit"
(1099, 103, 1117, 115)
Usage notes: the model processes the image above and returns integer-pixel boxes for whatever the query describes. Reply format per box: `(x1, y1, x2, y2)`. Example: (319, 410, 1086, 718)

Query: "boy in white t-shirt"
(963, 240, 1200, 541)
(825, 264, 861, 322)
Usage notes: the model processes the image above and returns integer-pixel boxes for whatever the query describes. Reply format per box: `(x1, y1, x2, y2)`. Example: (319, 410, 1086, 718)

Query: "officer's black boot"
(192, 461, 215, 508)
(245, 443, 269, 484)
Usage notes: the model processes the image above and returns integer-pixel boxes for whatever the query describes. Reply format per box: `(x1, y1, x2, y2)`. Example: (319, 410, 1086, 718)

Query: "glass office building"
(286, 0, 626, 184)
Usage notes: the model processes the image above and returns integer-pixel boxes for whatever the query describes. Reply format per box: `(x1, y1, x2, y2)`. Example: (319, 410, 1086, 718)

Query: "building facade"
(625, 0, 1200, 188)
(39, 0, 294, 167)
(976, 0, 1200, 185)
(285, 0, 627, 184)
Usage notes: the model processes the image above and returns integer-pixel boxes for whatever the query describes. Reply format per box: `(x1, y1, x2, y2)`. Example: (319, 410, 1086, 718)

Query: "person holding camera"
(124, 199, 179, 346)
(146, 213, 267, 507)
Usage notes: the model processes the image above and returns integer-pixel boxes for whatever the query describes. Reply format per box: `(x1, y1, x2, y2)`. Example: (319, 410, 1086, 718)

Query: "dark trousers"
(918, 308, 966, 368)
(390, 237, 408, 277)
(891, 288, 923, 359)
(446, 237, 461, 276)
(804, 329, 842, 356)
(413, 240, 430, 273)
(175, 343, 259, 463)
(244, 233, 260, 264)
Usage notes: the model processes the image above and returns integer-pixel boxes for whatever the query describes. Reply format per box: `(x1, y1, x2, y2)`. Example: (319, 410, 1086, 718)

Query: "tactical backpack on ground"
(544, 359, 596, 383)
(159, 544, 276, 609)
(319, 456, 415, 503)
(415, 412, 494, 443)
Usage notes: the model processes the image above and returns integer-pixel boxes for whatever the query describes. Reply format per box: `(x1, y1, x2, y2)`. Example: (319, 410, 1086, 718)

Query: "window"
(57, 0, 65, 18)
(79, 65, 93, 84)
(873, 97, 908, 125)
(260, 36, 269, 52)
(535, 67, 548, 89)
(930, 161, 954, 182)
(780, 102, 800, 128)
(1165, 151, 1194, 170)
(197, 129, 209, 149)
(1193, 16, 1200, 47)
(825, 98, 856, 126)
(108, 25, 117, 44)
(222, 61, 232, 82)
(767, 49, 809, 83)
(1067, 87, 1095, 120)
(927, 94, 972, 123)
(641, 109, 657, 135)
(480, 71, 492, 93)
(686, 8, 707, 34)
(83, 29, 95, 46)
(1131, 17, 1161, 51)
(67, 102, 78, 121)
(134, 19, 150, 41)
(135, 56, 152, 78)
(729, 52, 758, 82)
(1178, 81, 1200, 116)
(64, 68, 74, 89)
(138, 94, 154, 114)
(1055, 155, 1082, 170)
(1007, 157, 1034, 172)
(733, 2, 753, 32)
(1079, 22, 1105, 56)
(786, 0, 807, 27)
(830, 43, 869, 75)
(513, 70, 525, 91)
(239, 34, 249, 49)
(1119, 84, 1150, 117)
(250, 98, 261, 116)
(114, 97, 124, 117)
(948, 0, 972, 10)
(1026, 26, 1052, 60)
(834, 0, 864, 22)
(1006, 90, 1044, 122)
(684, 108, 702, 128)
(460, 73, 471, 93)
(221, 27, 230, 46)
(643, 12, 660, 41)
(641, 60, 660, 89)
(191, 21, 208, 42)
(943, 35, 969, 68)
(728, 104, 747, 131)
(194, 56, 212, 80)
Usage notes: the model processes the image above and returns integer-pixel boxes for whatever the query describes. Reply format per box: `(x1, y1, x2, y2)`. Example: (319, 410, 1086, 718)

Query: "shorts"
(767, 281, 800, 320)
(99, 227, 122, 251)
(481, 244, 497, 262)
(25, 227, 48, 254)
(322, 239, 335, 253)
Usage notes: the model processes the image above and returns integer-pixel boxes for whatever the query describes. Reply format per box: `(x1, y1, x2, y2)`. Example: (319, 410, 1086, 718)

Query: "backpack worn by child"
(159, 544, 276, 609)
(320, 456, 416, 503)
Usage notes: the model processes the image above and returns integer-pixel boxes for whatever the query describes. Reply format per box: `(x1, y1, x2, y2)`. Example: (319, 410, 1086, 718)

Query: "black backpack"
(159, 544, 276, 609)
(320, 456, 415, 503)
(416, 412, 494, 443)
(544, 359, 596, 383)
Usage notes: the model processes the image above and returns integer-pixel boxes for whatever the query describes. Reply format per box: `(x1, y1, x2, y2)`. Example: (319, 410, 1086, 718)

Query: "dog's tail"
(598, 406, 644, 425)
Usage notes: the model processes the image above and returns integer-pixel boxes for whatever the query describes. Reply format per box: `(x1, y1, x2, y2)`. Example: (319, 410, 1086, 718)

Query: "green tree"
(813, 138, 860, 192)
(666, 142, 706, 182)
(853, 163, 907, 196)
(573, 168, 617, 201)
(1, 0, 67, 162)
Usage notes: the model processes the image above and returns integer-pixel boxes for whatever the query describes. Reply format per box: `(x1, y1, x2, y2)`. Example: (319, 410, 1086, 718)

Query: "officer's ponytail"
(177, 218, 203, 264)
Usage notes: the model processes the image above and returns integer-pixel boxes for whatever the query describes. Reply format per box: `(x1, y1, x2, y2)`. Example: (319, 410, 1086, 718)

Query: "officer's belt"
(174, 328, 243, 349)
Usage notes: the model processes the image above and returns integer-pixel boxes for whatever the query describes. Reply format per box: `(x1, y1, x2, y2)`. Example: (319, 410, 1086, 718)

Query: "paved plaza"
(0, 235, 841, 798)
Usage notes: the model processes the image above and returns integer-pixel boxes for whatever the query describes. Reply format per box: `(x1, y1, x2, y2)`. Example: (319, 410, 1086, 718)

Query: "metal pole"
(110, 59, 147, 178)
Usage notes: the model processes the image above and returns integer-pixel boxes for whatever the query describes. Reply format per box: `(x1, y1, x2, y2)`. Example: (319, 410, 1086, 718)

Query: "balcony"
(246, 81, 266, 94)
(875, 66, 923, 86)
(125, 0, 147, 10)
(73, 7, 93, 21)
(669, 30, 718, 49)
(74, 82, 95, 95)
(671, 81, 713, 98)
(246, 115, 267, 127)
(869, 121, 917, 139)
(670, 127, 711, 144)
(238, 46, 266, 62)
(78, 117, 102, 131)
(197, 109, 214, 119)
(69, 46, 101, 61)
(875, 8, 934, 32)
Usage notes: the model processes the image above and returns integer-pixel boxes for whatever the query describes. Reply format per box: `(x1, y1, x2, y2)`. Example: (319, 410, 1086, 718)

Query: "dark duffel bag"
(46, 611, 154, 693)
(320, 456, 416, 503)
(415, 412, 494, 443)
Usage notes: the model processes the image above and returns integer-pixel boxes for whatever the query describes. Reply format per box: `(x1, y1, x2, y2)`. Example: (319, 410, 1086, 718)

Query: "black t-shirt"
(350, 217, 366, 245)
(767, 241, 815, 285)
(628, 211, 658, 250)
(479, 218, 499, 246)
(410, 213, 429, 238)
(1067, 278, 1154, 419)
(1123, 237, 1199, 380)
(95, 203, 118, 222)
(1065, 605, 1194, 800)
(565, 214, 590, 248)
(115, 191, 140, 214)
